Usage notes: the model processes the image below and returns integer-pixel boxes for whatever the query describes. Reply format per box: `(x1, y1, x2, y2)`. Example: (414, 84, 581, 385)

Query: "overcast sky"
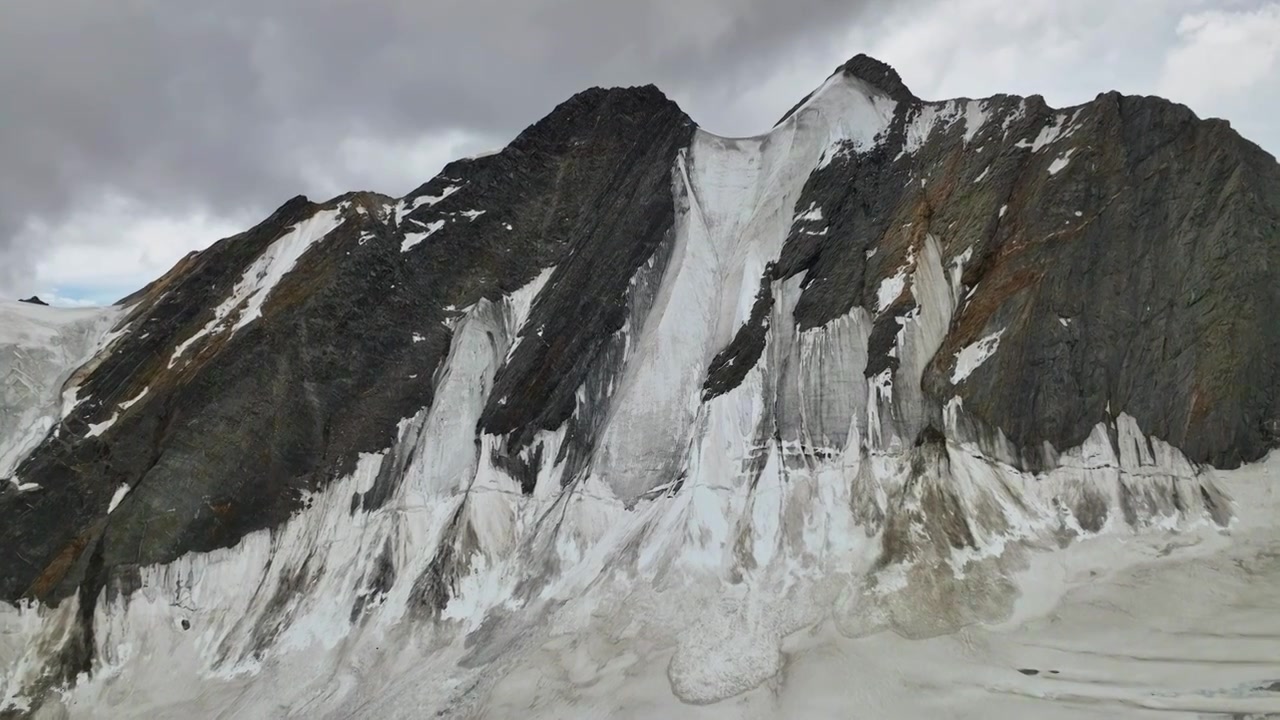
(3, 0, 1277, 305)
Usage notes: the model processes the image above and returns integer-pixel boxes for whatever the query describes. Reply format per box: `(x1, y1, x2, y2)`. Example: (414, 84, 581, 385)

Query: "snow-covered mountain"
(3, 55, 1280, 718)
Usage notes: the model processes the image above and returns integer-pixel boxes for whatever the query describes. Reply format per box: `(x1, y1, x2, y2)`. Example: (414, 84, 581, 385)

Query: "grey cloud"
(0, 0, 897, 295)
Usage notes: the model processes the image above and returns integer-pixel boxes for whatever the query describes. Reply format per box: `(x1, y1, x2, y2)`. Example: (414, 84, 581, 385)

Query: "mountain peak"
(4, 49, 1280, 719)
(836, 53, 916, 103)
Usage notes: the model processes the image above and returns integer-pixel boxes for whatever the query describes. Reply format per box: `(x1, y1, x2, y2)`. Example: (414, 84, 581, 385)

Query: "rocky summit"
(2, 55, 1279, 718)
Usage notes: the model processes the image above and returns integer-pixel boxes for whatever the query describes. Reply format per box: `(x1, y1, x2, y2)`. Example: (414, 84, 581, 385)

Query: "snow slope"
(0, 301, 123, 488)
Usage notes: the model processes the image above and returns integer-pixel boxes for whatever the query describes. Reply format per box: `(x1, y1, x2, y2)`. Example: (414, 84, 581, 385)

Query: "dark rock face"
(2, 53, 1278, 620)
(0, 85, 693, 603)
(17, 296, 48, 306)
(703, 263, 777, 402)
(781, 82, 1280, 469)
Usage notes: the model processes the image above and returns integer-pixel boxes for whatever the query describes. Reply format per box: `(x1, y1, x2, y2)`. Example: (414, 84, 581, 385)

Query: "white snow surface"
(2, 78, 1275, 720)
(401, 220, 445, 252)
(407, 185, 461, 213)
(0, 301, 123, 479)
(171, 208, 345, 366)
(106, 484, 130, 514)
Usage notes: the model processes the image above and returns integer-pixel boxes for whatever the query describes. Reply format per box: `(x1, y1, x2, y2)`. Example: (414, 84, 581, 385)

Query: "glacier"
(3, 64, 1280, 720)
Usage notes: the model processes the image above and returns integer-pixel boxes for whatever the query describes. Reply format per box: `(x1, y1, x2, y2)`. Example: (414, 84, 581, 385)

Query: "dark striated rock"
(779, 79, 1280, 470)
(475, 85, 695, 449)
(703, 264, 777, 401)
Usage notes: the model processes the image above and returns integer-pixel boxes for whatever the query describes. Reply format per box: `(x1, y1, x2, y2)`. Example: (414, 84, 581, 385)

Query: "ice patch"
(952, 329, 1004, 384)
(999, 204, 1008, 218)
(973, 166, 989, 183)
(459, 209, 485, 221)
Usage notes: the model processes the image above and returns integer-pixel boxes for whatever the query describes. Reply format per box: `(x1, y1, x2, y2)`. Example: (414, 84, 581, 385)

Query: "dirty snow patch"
(962, 100, 988, 143)
(86, 412, 119, 438)
(402, 220, 446, 252)
(901, 101, 963, 156)
(460, 209, 485, 221)
(1016, 110, 1082, 152)
(876, 269, 908, 313)
(119, 387, 149, 411)
(1048, 148, 1076, 176)
(796, 203, 823, 222)
(952, 329, 1005, 384)
(107, 484, 130, 513)
(407, 185, 461, 213)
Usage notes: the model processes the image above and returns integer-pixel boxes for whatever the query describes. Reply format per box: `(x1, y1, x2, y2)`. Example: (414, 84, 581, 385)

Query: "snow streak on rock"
(170, 208, 345, 366)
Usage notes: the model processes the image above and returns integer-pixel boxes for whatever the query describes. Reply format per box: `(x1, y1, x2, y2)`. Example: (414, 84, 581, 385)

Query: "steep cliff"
(2, 55, 1278, 718)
